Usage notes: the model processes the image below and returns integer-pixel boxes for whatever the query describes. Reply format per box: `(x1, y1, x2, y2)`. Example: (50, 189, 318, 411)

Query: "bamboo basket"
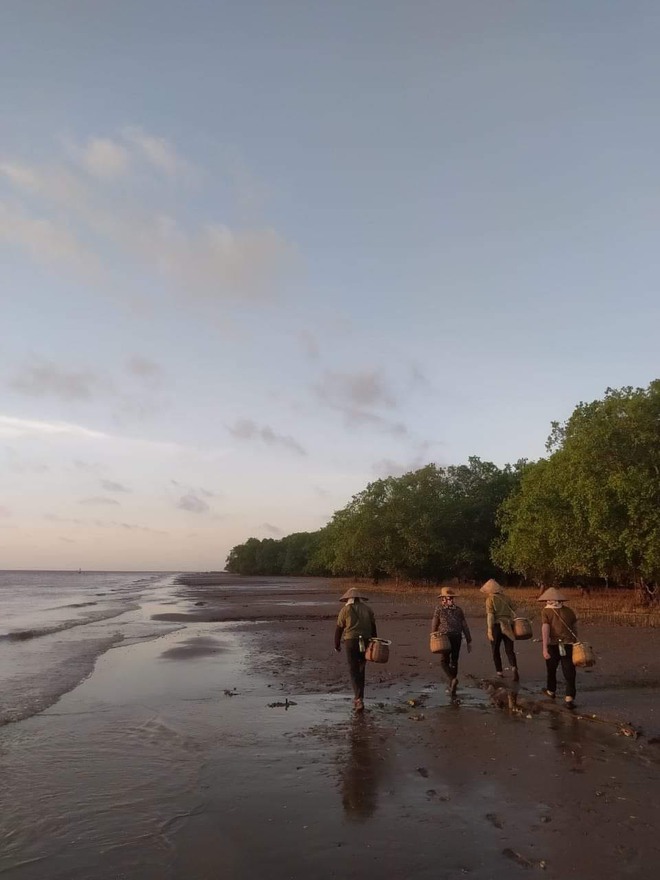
(512, 617, 533, 640)
(365, 638, 391, 663)
(572, 642, 596, 668)
(430, 631, 451, 654)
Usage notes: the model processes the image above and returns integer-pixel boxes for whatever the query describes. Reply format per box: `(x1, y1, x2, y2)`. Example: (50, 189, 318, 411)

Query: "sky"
(2, 1, 660, 570)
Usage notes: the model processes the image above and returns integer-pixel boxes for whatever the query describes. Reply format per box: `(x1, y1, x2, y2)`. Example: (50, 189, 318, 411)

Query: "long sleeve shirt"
(431, 605, 471, 642)
(334, 601, 377, 649)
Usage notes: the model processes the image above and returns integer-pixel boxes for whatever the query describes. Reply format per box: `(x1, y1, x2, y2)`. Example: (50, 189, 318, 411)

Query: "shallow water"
(0, 571, 178, 725)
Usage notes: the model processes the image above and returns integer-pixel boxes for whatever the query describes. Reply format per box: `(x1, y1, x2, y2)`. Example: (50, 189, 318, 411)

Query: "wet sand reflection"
(338, 714, 385, 822)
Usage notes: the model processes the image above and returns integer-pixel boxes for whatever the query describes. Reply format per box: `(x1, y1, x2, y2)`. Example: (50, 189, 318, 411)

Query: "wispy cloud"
(0, 200, 99, 275)
(79, 496, 121, 506)
(260, 522, 283, 536)
(312, 368, 406, 435)
(126, 356, 163, 380)
(372, 443, 433, 478)
(227, 418, 306, 456)
(100, 479, 131, 493)
(0, 129, 296, 303)
(0, 415, 109, 440)
(0, 506, 11, 518)
(314, 369, 396, 409)
(77, 137, 131, 179)
(177, 493, 210, 514)
(45, 513, 168, 535)
(121, 126, 191, 177)
(9, 359, 106, 401)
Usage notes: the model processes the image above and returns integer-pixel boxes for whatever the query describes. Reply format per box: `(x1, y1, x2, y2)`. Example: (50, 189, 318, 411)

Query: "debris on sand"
(267, 698, 297, 710)
(502, 848, 547, 869)
(408, 713, 425, 722)
(223, 689, 238, 696)
(416, 767, 429, 778)
(486, 813, 504, 829)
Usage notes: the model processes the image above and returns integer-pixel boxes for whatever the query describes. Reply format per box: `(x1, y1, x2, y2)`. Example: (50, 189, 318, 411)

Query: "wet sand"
(1, 575, 659, 879)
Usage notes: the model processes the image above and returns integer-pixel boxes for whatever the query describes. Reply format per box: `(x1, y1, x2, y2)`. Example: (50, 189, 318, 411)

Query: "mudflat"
(2, 574, 659, 879)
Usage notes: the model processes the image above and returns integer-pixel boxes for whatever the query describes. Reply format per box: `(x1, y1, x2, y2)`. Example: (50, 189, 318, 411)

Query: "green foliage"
(225, 531, 329, 576)
(226, 458, 522, 581)
(226, 382, 660, 594)
(495, 381, 660, 592)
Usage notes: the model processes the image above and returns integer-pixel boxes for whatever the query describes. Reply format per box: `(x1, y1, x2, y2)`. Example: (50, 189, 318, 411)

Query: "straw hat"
(480, 578, 503, 594)
(437, 586, 458, 598)
(339, 587, 369, 601)
(537, 587, 567, 602)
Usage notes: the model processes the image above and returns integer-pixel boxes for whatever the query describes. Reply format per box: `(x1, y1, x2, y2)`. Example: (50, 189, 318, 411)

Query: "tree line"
(226, 382, 660, 599)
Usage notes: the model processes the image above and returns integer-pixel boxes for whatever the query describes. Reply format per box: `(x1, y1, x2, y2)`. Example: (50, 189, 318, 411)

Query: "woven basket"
(365, 638, 391, 663)
(572, 642, 596, 668)
(430, 631, 451, 654)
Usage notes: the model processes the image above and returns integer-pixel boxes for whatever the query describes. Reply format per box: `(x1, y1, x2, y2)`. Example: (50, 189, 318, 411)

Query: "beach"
(1, 573, 659, 879)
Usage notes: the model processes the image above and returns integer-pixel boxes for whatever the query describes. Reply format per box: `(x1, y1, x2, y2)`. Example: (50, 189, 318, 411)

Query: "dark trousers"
(345, 639, 367, 699)
(491, 623, 517, 673)
(439, 632, 462, 682)
(546, 644, 576, 698)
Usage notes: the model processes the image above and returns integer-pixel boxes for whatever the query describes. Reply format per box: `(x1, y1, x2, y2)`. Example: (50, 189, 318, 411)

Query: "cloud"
(122, 127, 190, 177)
(79, 496, 121, 506)
(0, 200, 99, 274)
(227, 418, 306, 456)
(0, 506, 11, 518)
(100, 479, 131, 493)
(9, 360, 104, 401)
(177, 493, 210, 514)
(126, 356, 163, 380)
(0, 415, 108, 440)
(1, 131, 296, 302)
(314, 369, 397, 410)
(260, 523, 283, 536)
(45, 513, 167, 535)
(73, 459, 105, 473)
(79, 137, 130, 179)
(372, 444, 432, 478)
(312, 368, 406, 435)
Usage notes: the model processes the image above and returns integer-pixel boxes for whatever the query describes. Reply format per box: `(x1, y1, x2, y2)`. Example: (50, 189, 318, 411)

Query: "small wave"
(0, 606, 136, 643)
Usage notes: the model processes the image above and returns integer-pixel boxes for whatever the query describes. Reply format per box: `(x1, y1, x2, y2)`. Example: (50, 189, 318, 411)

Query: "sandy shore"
(2, 574, 659, 879)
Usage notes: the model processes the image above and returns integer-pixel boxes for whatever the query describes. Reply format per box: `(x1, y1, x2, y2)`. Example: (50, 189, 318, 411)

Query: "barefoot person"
(334, 587, 377, 712)
(431, 587, 472, 698)
(538, 587, 578, 708)
(480, 578, 519, 682)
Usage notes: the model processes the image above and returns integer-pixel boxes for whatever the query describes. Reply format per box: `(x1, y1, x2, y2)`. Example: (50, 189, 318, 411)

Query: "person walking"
(334, 587, 377, 712)
(538, 587, 578, 708)
(480, 578, 519, 682)
(431, 587, 472, 698)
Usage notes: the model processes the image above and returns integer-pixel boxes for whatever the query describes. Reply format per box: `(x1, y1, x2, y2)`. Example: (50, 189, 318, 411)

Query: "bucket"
(572, 642, 596, 668)
(430, 631, 451, 654)
(365, 638, 391, 663)
(512, 617, 533, 640)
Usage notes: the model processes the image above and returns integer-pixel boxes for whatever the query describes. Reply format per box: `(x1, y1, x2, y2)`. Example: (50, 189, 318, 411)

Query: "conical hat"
(480, 578, 503, 594)
(437, 586, 458, 598)
(537, 587, 567, 602)
(339, 587, 369, 601)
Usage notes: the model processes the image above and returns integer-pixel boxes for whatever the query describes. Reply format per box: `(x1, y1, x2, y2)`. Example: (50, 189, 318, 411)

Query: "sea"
(0, 569, 180, 726)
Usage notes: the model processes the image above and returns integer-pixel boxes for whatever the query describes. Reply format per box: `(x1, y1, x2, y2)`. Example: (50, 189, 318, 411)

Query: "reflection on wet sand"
(549, 714, 585, 773)
(338, 714, 385, 822)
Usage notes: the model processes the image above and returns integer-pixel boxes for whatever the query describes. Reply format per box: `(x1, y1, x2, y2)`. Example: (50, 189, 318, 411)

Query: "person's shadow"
(338, 714, 385, 822)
